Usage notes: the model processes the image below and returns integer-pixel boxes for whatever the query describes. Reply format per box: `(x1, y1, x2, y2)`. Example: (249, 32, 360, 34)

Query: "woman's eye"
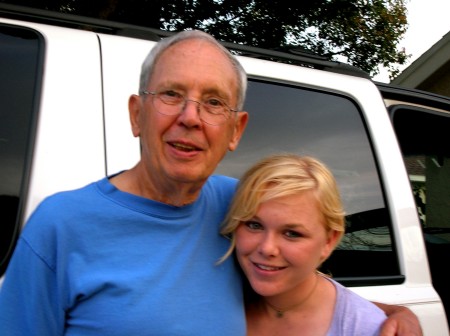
(245, 221, 263, 230)
(285, 230, 302, 238)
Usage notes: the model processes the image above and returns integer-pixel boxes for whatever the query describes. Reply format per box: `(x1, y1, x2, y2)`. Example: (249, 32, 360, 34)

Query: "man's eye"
(205, 98, 225, 108)
(160, 90, 183, 102)
(244, 221, 263, 230)
(163, 90, 180, 97)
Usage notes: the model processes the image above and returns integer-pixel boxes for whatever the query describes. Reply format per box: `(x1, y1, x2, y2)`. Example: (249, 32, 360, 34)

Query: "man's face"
(129, 39, 248, 188)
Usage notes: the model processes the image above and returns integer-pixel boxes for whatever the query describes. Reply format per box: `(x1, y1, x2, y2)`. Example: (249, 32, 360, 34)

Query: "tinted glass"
(390, 106, 450, 320)
(0, 24, 43, 276)
(216, 79, 400, 285)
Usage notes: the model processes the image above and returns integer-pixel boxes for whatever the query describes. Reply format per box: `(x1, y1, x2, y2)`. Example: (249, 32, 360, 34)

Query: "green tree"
(1, 0, 409, 78)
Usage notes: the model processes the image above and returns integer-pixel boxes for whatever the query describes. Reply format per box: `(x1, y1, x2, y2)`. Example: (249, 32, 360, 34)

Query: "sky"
(373, 0, 450, 83)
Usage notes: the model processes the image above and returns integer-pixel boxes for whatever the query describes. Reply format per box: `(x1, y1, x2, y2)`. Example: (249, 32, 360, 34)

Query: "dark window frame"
(0, 23, 44, 276)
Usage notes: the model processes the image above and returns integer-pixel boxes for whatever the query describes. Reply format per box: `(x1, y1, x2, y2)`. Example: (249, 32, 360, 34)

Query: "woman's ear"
(320, 229, 342, 263)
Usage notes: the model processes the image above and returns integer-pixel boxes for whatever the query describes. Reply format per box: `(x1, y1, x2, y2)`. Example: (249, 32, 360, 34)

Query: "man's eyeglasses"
(140, 90, 238, 126)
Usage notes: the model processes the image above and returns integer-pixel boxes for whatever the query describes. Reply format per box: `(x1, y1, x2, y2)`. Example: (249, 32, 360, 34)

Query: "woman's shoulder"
(327, 277, 386, 335)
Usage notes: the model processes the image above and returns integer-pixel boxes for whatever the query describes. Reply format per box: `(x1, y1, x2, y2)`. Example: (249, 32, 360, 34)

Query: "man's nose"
(178, 99, 202, 126)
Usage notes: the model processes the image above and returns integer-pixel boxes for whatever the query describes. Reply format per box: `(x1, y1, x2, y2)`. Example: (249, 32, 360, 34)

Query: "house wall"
(417, 61, 450, 97)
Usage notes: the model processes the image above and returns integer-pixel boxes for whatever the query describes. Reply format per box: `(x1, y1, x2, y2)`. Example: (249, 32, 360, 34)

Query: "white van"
(1, 4, 449, 335)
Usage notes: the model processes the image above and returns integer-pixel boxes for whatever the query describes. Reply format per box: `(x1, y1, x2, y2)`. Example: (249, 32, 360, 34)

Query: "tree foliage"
(2, 0, 410, 78)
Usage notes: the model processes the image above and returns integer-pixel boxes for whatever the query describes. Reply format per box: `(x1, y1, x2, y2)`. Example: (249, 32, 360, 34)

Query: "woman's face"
(235, 191, 339, 298)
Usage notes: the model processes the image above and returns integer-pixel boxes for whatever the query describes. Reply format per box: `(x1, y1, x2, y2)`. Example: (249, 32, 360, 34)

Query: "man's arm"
(374, 302, 423, 336)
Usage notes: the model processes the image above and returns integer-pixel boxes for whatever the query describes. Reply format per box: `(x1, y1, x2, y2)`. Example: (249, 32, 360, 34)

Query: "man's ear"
(228, 111, 249, 151)
(129, 94, 141, 138)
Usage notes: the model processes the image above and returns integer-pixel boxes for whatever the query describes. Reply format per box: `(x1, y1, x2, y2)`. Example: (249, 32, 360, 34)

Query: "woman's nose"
(258, 233, 279, 257)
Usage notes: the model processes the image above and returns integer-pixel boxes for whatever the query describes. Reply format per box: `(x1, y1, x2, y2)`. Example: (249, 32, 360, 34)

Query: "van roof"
(0, 2, 371, 79)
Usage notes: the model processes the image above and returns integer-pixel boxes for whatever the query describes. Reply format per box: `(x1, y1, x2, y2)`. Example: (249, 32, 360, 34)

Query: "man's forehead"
(158, 38, 232, 67)
(151, 40, 238, 93)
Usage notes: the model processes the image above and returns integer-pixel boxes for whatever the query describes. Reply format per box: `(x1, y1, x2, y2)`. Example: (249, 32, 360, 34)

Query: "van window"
(216, 79, 401, 286)
(390, 105, 450, 321)
(0, 24, 43, 276)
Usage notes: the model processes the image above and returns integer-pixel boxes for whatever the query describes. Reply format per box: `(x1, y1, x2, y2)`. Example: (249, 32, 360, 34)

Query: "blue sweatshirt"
(0, 175, 245, 335)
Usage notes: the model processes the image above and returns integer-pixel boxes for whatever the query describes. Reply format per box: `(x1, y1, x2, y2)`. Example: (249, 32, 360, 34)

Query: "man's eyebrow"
(154, 83, 225, 94)
(202, 88, 233, 102)
(154, 81, 184, 90)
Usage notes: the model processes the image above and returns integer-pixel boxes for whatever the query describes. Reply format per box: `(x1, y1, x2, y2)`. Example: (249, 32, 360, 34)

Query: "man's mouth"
(171, 142, 198, 152)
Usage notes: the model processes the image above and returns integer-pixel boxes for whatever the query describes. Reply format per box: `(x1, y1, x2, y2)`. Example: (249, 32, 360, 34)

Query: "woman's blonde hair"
(219, 153, 345, 263)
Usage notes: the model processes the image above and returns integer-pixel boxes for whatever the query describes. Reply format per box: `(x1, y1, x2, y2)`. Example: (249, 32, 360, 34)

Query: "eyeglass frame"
(140, 90, 239, 126)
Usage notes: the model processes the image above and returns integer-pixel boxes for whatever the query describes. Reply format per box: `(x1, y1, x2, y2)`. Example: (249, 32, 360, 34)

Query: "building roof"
(391, 30, 450, 97)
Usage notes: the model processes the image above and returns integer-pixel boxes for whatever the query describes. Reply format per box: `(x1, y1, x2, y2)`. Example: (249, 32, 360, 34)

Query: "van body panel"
(2, 20, 107, 225)
(0, 14, 448, 335)
(98, 34, 150, 176)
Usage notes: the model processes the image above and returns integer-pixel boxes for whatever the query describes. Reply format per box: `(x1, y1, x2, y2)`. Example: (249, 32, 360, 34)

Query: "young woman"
(220, 154, 387, 336)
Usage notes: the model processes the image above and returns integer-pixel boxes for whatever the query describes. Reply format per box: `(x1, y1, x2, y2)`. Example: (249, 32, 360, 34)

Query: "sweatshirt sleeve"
(0, 217, 65, 335)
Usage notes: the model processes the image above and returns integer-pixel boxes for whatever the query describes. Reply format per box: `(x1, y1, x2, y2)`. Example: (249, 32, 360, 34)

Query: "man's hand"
(374, 302, 423, 336)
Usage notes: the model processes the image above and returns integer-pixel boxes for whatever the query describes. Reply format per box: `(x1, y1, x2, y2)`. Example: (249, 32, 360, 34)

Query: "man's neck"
(109, 166, 203, 206)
